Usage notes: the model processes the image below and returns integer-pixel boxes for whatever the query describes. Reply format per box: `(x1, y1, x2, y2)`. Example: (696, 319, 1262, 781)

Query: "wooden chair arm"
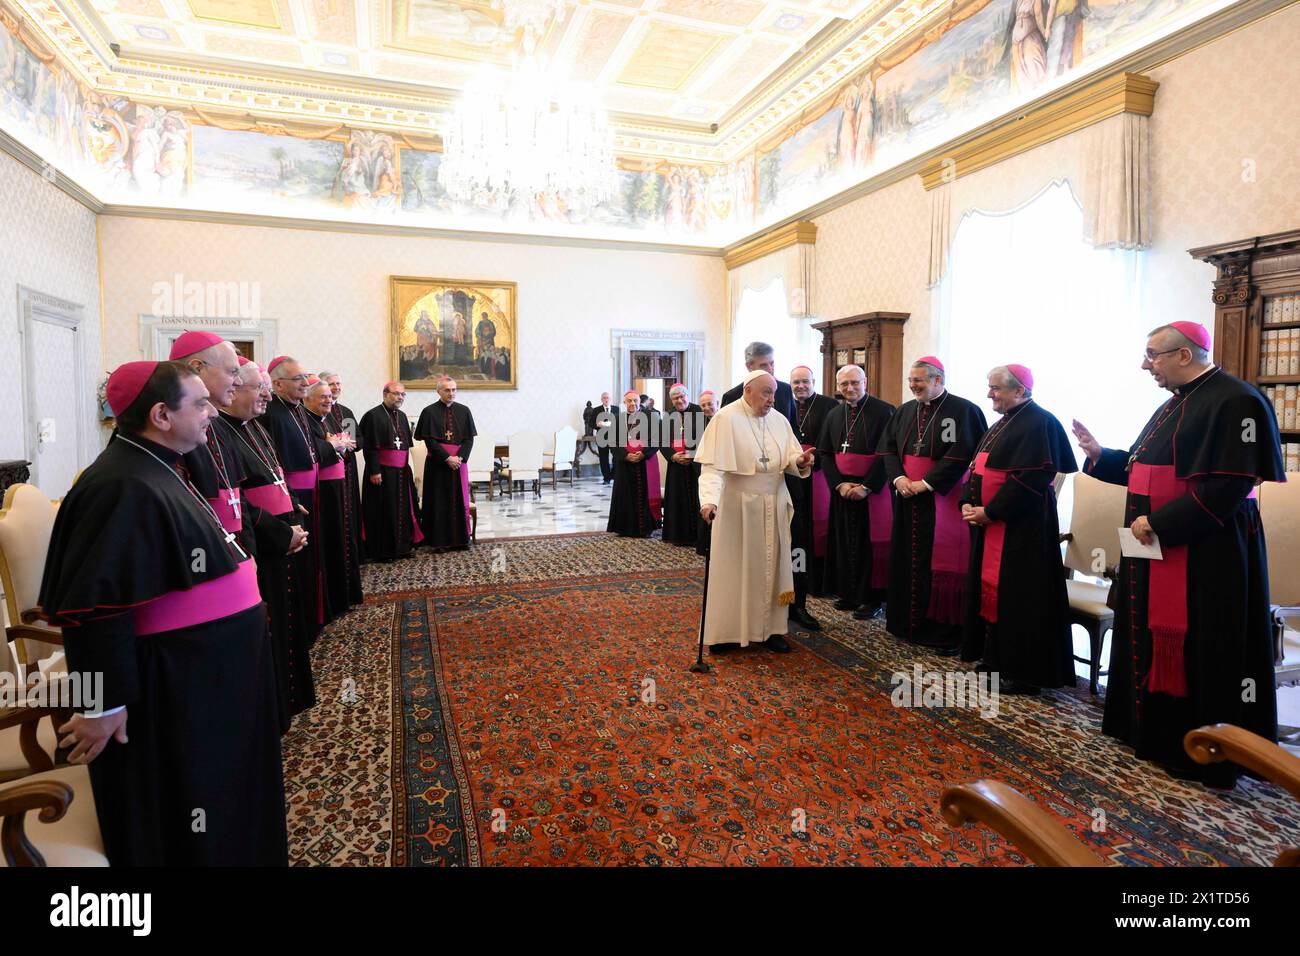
(5, 623, 63, 646)
(940, 780, 1107, 867)
(0, 704, 68, 774)
(0, 778, 73, 866)
(1184, 724, 1300, 803)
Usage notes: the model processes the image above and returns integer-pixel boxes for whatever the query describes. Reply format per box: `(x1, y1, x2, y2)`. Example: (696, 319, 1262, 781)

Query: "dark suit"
(593, 403, 616, 481)
(720, 378, 798, 427)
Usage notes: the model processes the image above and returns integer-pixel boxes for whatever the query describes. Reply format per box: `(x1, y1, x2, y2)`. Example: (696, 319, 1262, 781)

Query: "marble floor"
(472, 472, 616, 539)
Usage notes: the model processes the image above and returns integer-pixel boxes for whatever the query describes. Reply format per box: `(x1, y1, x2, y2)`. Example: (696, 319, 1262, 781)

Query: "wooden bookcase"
(810, 312, 909, 407)
(1190, 229, 1300, 471)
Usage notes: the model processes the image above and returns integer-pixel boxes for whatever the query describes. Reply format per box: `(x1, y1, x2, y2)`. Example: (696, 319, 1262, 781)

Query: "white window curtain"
(938, 181, 1154, 478)
(729, 279, 822, 385)
(929, 112, 1151, 287)
(726, 240, 817, 381)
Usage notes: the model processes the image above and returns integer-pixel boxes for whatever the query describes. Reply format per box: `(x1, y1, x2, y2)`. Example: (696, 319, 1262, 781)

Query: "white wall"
(98, 217, 727, 444)
(0, 151, 101, 465)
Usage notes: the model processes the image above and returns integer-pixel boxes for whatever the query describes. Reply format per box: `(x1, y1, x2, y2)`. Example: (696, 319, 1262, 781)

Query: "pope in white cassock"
(697, 370, 814, 654)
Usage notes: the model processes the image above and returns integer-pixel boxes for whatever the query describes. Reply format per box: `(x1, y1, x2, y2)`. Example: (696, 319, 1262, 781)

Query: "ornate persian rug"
(282, 534, 1300, 866)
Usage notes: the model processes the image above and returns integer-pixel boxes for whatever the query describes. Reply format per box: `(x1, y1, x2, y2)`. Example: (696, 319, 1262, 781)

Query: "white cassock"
(696, 396, 810, 647)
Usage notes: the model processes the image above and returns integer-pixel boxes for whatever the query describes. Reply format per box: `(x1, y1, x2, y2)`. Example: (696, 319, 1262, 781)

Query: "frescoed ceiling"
(39, 0, 924, 154)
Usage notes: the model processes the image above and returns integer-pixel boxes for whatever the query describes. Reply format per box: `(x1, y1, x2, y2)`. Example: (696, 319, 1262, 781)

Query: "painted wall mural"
(0, 0, 1230, 243)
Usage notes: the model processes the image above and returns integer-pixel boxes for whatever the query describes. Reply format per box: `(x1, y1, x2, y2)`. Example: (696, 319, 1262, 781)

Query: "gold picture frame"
(390, 275, 517, 390)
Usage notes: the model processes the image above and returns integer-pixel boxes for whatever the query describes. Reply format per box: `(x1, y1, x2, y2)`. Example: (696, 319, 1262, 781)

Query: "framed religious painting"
(390, 276, 517, 390)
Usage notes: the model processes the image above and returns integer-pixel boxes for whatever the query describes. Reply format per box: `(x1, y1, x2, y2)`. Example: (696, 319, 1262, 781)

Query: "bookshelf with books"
(1190, 229, 1300, 472)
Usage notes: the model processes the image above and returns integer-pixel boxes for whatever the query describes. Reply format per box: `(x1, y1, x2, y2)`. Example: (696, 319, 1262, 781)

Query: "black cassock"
(327, 403, 365, 567)
(608, 411, 659, 538)
(880, 392, 987, 646)
(38, 435, 286, 866)
(263, 395, 324, 640)
(818, 395, 896, 607)
(414, 400, 477, 549)
(660, 405, 705, 546)
(308, 412, 364, 617)
(694, 413, 717, 555)
(789, 393, 837, 603)
(220, 413, 317, 732)
(959, 400, 1077, 687)
(1086, 367, 1285, 785)
(358, 403, 424, 560)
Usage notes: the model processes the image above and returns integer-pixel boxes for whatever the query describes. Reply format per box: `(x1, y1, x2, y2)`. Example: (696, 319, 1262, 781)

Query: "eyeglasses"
(1143, 347, 1186, 362)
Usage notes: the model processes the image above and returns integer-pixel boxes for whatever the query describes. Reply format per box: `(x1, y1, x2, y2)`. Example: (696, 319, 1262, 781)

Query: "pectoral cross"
(393, 434, 402, 449)
(841, 439, 851, 453)
(445, 429, 453, 440)
(224, 529, 247, 559)
(272, 471, 288, 494)
(227, 489, 241, 520)
(914, 440, 924, 455)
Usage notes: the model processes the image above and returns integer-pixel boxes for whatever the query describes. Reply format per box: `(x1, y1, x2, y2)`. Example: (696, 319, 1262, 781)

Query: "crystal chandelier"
(490, 0, 567, 54)
(438, 57, 617, 217)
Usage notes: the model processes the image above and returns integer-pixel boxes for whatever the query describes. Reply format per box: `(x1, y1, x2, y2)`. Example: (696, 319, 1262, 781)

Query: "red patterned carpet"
(283, 534, 1300, 867)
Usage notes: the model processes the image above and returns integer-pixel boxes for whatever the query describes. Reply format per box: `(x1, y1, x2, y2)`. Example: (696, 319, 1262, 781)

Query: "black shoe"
(833, 598, 857, 611)
(789, 606, 822, 631)
(708, 643, 735, 655)
(766, 634, 792, 653)
(935, 645, 961, 657)
(853, 603, 884, 620)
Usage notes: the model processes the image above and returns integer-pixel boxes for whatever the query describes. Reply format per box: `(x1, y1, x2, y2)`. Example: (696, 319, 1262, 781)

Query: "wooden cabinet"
(1190, 229, 1300, 470)
(810, 312, 909, 407)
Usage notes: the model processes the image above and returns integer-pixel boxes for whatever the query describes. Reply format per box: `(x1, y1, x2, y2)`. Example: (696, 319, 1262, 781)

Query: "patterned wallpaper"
(1143, 1, 1300, 321)
(98, 217, 727, 443)
(0, 150, 100, 465)
(814, 1, 1300, 399)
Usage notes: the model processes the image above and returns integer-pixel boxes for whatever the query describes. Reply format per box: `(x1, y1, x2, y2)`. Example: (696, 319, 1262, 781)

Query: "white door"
(20, 287, 88, 500)
(29, 321, 81, 498)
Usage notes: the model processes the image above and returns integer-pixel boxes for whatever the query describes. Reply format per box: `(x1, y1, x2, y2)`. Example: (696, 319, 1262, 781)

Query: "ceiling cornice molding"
(723, 220, 817, 271)
(918, 72, 1159, 190)
(95, 203, 727, 257)
(0, 123, 103, 211)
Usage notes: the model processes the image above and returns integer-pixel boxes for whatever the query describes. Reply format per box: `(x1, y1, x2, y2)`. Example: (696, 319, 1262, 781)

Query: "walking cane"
(690, 516, 712, 674)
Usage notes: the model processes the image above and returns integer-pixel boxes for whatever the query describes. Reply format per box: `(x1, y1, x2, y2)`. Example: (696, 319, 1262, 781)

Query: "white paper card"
(1118, 527, 1163, 560)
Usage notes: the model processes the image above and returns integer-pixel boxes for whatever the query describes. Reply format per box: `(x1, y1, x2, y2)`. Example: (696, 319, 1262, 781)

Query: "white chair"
(467, 441, 497, 501)
(0, 484, 67, 780)
(410, 441, 429, 506)
(0, 484, 64, 672)
(1260, 478, 1300, 694)
(500, 432, 544, 498)
(1059, 472, 1128, 695)
(541, 426, 578, 488)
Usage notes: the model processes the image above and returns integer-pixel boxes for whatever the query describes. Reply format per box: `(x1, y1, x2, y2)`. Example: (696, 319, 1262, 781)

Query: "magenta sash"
(286, 465, 318, 491)
(439, 442, 473, 539)
(134, 558, 261, 636)
(207, 491, 241, 534)
(973, 452, 1011, 623)
(905, 454, 970, 624)
(1128, 462, 1191, 697)
(672, 438, 686, 454)
(801, 444, 829, 558)
(318, 461, 345, 480)
(244, 480, 294, 517)
(369, 447, 423, 545)
(834, 451, 892, 587)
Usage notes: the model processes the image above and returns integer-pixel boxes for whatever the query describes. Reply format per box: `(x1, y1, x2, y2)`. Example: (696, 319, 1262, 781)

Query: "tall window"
(938, 181, 1154, 473)
(731, 277, 817, 384)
